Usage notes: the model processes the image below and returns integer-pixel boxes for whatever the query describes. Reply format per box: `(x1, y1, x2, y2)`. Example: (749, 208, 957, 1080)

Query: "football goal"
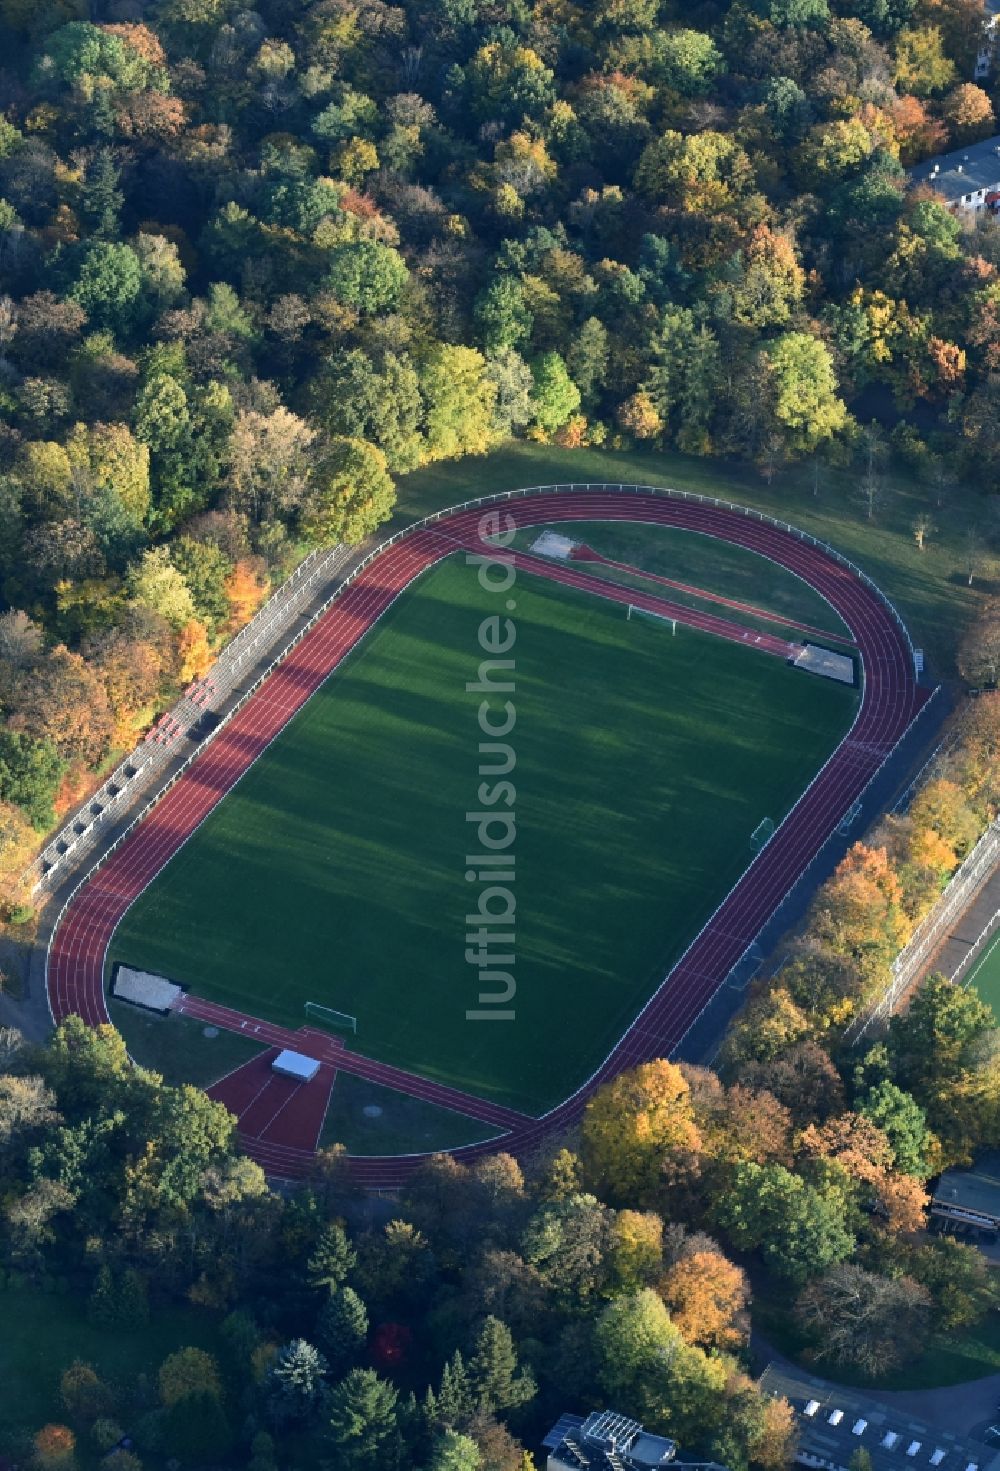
(304, 1001, 357, 1035)
(750, 817, 776, 851)
(627, 604, 677, 634)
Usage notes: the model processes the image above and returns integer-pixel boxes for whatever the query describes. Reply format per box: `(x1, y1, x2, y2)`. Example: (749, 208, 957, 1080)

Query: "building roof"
(544, 1412, 678, 1471)
(908, 135, 1000, 201)
(932, 1151, 1000, 1227)
(759, 1362, 1000, 1471)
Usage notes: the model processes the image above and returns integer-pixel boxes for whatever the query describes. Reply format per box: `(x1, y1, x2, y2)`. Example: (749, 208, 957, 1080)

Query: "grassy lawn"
(0, 1284, 221, 1447)
(108, 999, 266, 1087)
(319, 1070, 501, 1154)
(964, 931, 1000, 1022)
(109, 553, 855, 1114)
(509, 520, 852, 642)
(755, 1280, 1000, 1390)
(393, 443, 992, 677)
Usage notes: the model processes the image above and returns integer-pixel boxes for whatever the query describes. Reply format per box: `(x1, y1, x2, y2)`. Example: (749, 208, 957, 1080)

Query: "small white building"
(908, 135, 1000, 214)
(272, 1050, 321, 1082)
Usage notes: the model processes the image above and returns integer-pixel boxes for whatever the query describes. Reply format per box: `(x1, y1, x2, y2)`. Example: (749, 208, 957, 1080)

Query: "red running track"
(47, 489, 930, 1186)
(568, 543, 857, 645)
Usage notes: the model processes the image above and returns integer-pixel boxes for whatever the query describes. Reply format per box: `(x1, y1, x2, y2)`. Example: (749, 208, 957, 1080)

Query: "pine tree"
(266, 1338, 329, 1425)
(326, 1367, 400, 1471)
(88, 1264, 117, 1326)
(118, 1267, 149, 1326)
(80, 149, 124, 240)
(307, 1222, 357, 1292)
(435, 1352, 474, 1431)
(317, 1286, 368, 1374)
(469, 1317, 535, 1413)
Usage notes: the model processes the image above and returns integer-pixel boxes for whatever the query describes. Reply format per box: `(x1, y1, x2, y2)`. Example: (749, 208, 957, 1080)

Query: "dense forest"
(0, 0, 997, 898)
(4, 0, 1000, 1461)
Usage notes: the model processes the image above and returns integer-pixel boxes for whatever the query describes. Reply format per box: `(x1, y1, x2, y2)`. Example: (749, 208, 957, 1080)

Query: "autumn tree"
(581, 1059, 701, 1203)
(809, 843, 911, 985)
(658, 1247, 749, 1349)
(176, 618, 212, 682)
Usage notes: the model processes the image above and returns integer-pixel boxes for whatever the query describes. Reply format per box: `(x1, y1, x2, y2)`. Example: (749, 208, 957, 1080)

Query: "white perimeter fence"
(26, 542, 353, 894)
(846, 816, 1000, 1044)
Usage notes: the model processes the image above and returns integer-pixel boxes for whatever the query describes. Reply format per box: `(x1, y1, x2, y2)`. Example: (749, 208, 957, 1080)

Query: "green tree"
(713, 1161, 855, 1283)
(522, 1193, 613, 1305)
(529, 353, 581, 435)
(475, 277, 533, 354)
(0, 729, 64, 828)
(69, 243, 143, 334)
(646, 307, 720, 453)
(162, 1391, 232, 1466)
(300, 437, 395, 546)
(428, 1431, 482, 1471)
(594, 1289, 727, 1439)
(170, 536, 233, 634)
(908, 1236, 1000, 1329)
(310, 351, 423, 473)
(762, 333, 848, 453)
(127, 546, 195, 630)
(326, 1368, 401, 1471)
(859, 1081, 935, 1177)
(79, 150, 123, 240)
(421, 346, 498, 460)
(469, 1316, 535, 1414)
(889, 973, 996, 1096)
(327, 243, 409, 314)
(317, 1286, 368, 1374)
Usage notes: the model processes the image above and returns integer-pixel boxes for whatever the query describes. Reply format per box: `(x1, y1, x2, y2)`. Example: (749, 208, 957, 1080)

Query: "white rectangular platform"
(272, 1049, 321, 1082)
(113, 966, 183, 1013)
(792, 643, 856, 684)
(531, 530, 577, 560)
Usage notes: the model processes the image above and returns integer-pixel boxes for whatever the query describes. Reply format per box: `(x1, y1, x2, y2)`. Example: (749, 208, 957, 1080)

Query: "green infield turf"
(109, 552, 857, 1113)
(965, 930, 1000, 1020)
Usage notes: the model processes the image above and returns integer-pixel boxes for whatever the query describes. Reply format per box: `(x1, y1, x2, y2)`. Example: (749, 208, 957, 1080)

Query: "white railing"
(846, 814, 1000, 1042)
(27, 542, 352, 893)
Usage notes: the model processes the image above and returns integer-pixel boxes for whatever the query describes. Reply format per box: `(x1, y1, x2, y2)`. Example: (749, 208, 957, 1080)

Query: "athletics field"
(109, 553, 857, 1113)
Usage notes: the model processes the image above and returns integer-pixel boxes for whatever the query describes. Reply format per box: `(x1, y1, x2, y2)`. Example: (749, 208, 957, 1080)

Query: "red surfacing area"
(47, 489, 931, 1186)
(177, 990, 529, 1130)
(207, 1049, 337, 1155)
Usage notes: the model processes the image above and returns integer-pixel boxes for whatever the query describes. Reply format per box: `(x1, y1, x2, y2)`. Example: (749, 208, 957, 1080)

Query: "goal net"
(750, 817, 776, 851)
(627, 604, 677, 634)
(304, 1001, 357, 1035)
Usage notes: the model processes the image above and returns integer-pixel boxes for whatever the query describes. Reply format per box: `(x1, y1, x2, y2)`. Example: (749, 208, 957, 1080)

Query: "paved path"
(755, 1337, 1000, 1440)
(874, 1373, 1000, 1438)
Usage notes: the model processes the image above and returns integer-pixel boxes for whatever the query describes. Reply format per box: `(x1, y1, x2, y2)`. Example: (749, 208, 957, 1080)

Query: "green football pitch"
(965, 931, 1000, 1021)
(109, 554, 857, 1113)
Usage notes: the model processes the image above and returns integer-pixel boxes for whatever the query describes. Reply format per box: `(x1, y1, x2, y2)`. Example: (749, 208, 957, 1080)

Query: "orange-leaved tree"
(581, 1059, 701, 1204)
